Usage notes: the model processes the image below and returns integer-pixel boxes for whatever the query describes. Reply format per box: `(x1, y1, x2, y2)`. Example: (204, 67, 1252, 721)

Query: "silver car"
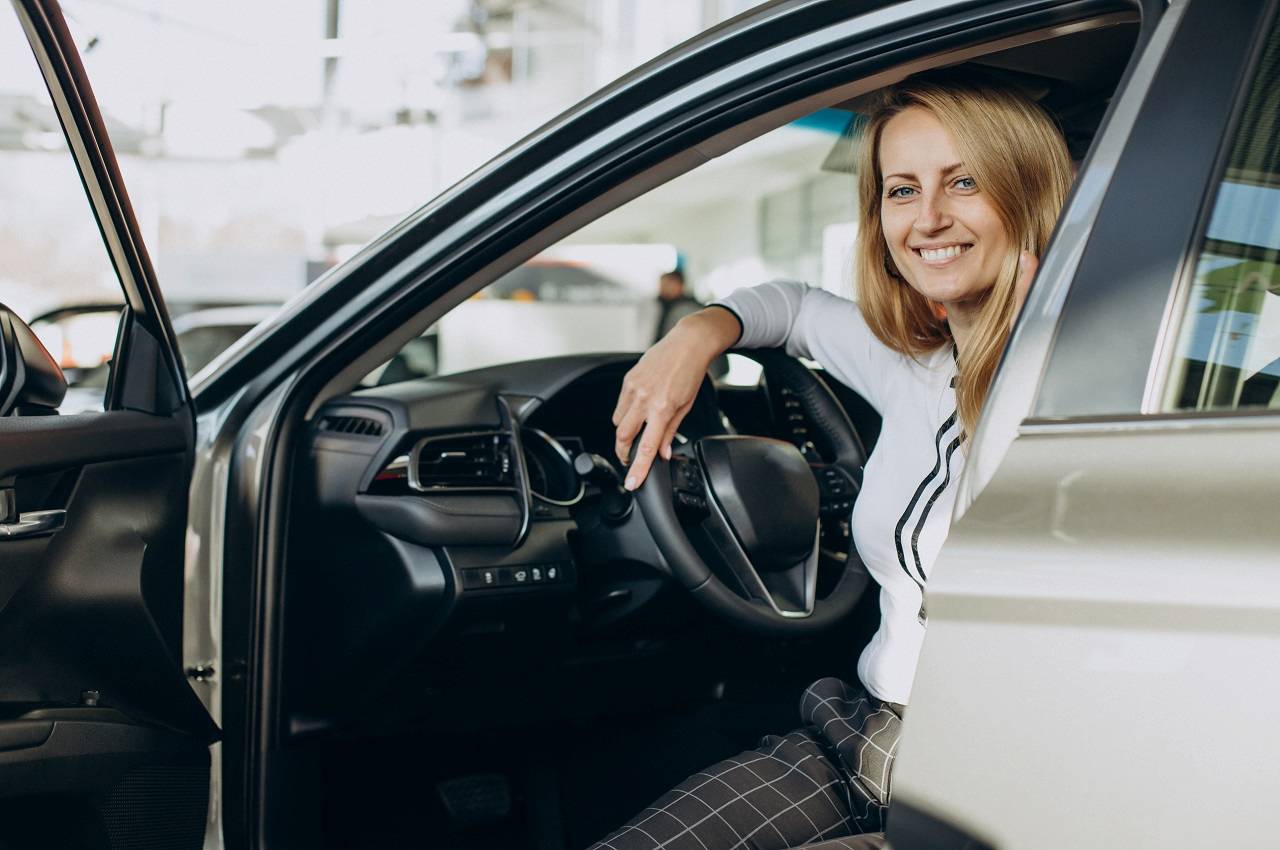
(0, 1, 1275, 849)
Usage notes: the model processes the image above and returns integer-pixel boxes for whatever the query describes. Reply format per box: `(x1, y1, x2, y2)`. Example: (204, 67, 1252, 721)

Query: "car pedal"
(435, 773, 512, 826)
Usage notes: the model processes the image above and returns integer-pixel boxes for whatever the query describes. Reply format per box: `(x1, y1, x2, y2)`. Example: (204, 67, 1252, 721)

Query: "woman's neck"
(944, 299, 980, 359)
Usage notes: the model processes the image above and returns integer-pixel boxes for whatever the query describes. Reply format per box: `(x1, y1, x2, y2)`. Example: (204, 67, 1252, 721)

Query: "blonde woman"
(592, 73, 1074, 850)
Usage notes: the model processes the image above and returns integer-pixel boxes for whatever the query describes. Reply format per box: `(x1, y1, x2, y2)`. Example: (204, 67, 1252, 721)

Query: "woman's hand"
(612, 307, 741, 490)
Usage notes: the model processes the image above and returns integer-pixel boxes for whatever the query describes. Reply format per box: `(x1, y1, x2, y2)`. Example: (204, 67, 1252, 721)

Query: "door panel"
(0, 410, 218, 845)
(0, 433, 217, 737)
(895, 425, 1280, 848)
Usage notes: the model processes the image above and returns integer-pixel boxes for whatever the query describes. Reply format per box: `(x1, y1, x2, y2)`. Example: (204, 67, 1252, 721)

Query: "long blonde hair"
(854, 73, 1074, 434)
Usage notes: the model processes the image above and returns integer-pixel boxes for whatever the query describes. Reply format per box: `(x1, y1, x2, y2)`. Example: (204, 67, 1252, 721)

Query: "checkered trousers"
(586, 677, 902, 850)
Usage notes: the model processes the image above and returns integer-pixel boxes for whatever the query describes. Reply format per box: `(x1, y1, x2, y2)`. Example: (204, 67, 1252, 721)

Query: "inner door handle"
(0, 510, 67, 540)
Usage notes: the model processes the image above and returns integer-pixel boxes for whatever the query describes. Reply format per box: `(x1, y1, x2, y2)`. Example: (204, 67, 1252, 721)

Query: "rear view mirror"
(0, 306, 68, 416)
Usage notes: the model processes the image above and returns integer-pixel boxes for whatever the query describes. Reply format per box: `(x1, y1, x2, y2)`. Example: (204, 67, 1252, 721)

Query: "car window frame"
(1145, 1, 1280, 419)
(1026, 0, 1279, 423)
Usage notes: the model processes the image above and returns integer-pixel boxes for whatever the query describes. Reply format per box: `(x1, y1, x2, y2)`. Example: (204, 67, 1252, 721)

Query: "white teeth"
(918, 245, 969, 262)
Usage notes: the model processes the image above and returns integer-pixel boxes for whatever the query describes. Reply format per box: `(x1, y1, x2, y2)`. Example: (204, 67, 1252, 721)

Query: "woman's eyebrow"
(883, 163, 966, 182)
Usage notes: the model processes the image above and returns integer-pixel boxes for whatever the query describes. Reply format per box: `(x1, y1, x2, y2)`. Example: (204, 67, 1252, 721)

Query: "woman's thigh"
(587, 728, 855, 850)
(800, 677, 904, 835)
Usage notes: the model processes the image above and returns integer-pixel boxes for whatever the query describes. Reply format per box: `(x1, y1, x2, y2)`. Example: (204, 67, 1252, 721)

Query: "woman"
(592, 72, 1074, 850)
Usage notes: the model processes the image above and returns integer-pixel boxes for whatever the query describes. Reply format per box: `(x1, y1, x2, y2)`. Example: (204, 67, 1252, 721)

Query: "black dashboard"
(283, 353, 878, 738)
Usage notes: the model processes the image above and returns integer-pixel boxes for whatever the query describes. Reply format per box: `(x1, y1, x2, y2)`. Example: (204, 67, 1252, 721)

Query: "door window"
(1164, 22, 1280, 412)
(0, 8, 124, 412)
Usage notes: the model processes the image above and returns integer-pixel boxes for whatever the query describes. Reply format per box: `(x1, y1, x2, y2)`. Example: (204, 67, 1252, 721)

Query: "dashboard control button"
(512, 568, 528, 584)
(546, 565, 558, 581)
(531, 567, 543, 582)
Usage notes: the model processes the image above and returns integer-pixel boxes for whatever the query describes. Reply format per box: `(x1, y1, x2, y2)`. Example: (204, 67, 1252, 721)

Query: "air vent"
(319, 416, 385, 437)
(414, 433, 514, 490)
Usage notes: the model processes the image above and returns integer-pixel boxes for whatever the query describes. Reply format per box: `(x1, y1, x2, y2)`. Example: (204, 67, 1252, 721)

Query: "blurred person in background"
(653, 269, 703, 341)
(655, 268, 728, 378)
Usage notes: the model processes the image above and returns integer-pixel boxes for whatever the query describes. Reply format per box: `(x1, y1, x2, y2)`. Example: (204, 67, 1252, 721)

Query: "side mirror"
(0, 306, 68, 416)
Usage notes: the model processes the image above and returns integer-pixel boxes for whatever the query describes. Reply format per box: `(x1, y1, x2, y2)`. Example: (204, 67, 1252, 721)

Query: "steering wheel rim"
(634, 348, 871, 635)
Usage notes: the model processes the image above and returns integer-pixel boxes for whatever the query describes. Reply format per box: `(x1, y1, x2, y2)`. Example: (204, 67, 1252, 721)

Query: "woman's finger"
(658, 401, 691, 460)
(623, 419, 666, 490)
(613, 402, 650, 465)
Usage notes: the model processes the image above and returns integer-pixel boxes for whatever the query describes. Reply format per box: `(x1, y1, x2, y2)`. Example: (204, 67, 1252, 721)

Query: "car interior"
(259, 14, 1144, 850)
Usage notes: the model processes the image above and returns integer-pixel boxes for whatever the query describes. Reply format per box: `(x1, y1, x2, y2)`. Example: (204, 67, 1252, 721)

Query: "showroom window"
(0, 8, 124, 412)
(1164, 21, 1280, 412)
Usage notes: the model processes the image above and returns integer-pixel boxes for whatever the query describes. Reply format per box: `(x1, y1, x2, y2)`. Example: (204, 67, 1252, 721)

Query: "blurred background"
(1, 0, 863, 407)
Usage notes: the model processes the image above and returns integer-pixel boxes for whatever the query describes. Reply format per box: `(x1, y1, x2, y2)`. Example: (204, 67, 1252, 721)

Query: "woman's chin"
(904, 273, 979, 305)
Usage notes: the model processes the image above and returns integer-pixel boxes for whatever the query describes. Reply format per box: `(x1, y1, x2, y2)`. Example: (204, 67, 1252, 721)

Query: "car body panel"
(898, 421, 1280, 848)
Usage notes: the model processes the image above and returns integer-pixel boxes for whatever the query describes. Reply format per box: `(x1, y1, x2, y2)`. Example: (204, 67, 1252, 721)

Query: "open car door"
(0, 1, 218, 847)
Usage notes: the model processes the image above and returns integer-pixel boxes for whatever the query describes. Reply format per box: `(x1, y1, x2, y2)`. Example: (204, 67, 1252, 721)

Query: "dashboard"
(284, 353, 873, 737)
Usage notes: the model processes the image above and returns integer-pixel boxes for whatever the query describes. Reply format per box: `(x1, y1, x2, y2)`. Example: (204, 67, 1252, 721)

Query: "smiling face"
(878, 106, 1012, 319)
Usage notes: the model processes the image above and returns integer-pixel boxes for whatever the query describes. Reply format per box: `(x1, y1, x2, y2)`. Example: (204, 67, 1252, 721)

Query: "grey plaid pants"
(587, 677, 902, 850)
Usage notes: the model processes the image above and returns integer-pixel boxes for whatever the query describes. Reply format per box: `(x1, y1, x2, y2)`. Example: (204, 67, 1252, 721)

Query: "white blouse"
(717, 281, 963, 705)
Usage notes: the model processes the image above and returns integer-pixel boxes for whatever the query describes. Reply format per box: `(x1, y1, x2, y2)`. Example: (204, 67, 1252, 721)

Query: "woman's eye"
(887, 185, 916, 199)
(953, 176, 977, 190)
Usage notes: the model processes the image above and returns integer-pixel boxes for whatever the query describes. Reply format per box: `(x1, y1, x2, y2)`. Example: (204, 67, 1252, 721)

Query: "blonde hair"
(853, 73, 1074, 434)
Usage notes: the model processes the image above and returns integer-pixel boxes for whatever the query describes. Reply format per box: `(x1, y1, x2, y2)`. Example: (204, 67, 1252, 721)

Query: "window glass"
(360, 111, 858, 389)
(1165, 24, 1280, 412)
(0, 9, 123, 412)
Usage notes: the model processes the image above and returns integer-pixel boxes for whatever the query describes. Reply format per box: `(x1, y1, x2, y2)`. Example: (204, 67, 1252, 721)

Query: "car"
(0, 0, 1276, 849)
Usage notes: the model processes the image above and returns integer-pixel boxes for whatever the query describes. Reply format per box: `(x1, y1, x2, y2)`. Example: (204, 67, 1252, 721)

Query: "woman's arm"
(719, 280, 887, 408)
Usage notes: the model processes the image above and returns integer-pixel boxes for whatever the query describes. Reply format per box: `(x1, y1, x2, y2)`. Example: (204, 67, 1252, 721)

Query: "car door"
(892, 0, 1280, 848)
(0, 1, 217, 848)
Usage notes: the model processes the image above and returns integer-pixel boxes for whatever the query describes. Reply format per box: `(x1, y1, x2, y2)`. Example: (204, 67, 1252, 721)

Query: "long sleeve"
(715, 280, 899, 412)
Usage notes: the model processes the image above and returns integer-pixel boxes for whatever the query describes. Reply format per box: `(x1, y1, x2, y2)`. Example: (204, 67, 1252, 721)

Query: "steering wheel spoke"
(634, 349, 871, 634)
(700, 497, 820, 617)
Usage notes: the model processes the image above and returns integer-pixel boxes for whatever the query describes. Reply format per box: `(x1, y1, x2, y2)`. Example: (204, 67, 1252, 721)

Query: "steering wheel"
(634, 349, 871, 635)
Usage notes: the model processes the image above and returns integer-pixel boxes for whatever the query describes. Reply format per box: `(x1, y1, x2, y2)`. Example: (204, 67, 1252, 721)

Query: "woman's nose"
(912, 192, 951, 233)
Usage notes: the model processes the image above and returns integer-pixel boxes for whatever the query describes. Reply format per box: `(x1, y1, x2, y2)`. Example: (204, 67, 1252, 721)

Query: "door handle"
(0, 510, 67, 540)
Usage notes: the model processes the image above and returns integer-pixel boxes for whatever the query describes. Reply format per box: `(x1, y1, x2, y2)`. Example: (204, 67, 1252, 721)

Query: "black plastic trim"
(0, 410, 185, 478)
(887, 800, 997, 850)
